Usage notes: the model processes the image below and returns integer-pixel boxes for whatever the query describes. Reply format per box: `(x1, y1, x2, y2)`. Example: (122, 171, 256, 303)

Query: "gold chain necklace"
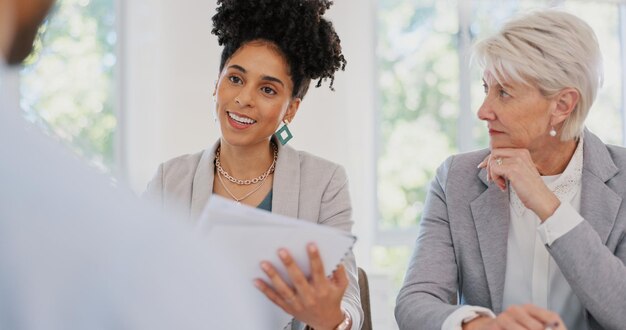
(216, 169, 270, 204)
(215, 143, 278, 185)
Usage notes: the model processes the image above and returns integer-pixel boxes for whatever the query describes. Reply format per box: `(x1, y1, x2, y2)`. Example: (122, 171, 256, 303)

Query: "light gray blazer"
(145, 140, 363, 330)
(395, 131, 626, 330)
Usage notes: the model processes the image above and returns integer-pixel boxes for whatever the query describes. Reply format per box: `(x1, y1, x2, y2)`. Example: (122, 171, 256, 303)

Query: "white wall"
(122, 0, 221, 190)
(122, 0, 378, 267)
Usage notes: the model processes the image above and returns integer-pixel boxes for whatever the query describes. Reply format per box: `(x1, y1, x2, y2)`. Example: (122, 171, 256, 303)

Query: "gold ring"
(495, 158, 503, 166)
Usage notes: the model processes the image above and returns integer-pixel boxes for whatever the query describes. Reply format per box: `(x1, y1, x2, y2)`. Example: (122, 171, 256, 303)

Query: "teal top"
(256, 189, 273, 212)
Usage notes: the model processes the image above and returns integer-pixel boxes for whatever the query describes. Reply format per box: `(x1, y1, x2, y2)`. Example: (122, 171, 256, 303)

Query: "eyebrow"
(482, 78, 514, 90)
(227, 64, 285, 87)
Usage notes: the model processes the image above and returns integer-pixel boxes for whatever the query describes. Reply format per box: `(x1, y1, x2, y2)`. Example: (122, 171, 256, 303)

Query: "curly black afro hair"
(212, 0, 346, 99)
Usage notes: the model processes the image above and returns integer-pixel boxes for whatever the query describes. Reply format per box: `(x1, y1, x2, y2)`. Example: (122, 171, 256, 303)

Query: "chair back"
(358, 267, 373, 330)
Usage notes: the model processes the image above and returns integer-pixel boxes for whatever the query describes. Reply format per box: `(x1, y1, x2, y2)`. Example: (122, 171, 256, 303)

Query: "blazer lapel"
(470, 169, 510, 314)
(190, 141, 219, 220)
(271, 142, 300, 218)
(579, 131, 621, 244)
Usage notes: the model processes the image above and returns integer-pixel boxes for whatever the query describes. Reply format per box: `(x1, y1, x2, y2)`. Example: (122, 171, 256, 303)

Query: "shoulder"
(606, 144, 626, 167)
(584, 131, 626, 189)
(281, 144, 346, 180)
(276, 145, 349, 208)
(160, 150, 206, 176)
(605, 144, 626, 191)
(144, 149, 211, 210)
(300, 150, 345, 176)
(151, 149, 208, 191)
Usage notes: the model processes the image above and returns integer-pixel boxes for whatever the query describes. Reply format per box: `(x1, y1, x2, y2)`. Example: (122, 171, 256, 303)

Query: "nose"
(235, 85, 254, 108)
(477, 96, 496, 122)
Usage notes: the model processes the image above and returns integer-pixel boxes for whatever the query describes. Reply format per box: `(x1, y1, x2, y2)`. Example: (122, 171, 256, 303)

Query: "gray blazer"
(395, 131, 626, 330)
(145, 140, 363, 330)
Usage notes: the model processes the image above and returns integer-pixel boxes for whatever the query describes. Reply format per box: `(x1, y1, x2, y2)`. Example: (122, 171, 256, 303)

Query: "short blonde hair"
(473, 9, 603, 141)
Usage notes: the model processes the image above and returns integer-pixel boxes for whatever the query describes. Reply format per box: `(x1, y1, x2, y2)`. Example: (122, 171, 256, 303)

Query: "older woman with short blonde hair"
(396, 9, 626, 330)
(476, 10, 603, 142)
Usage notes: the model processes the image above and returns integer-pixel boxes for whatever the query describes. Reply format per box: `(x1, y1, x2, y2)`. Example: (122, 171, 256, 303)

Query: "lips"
(226, 111, 257, 129)
(227, 111, 256, 124)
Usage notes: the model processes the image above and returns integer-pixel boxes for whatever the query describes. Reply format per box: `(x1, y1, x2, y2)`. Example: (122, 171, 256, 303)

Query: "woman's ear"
(551, 88, 579, 126)
(283, 98, 301, 123)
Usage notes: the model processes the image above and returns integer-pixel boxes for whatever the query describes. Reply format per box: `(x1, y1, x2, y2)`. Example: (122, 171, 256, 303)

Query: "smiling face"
(477, 71, 557, 151)
(214, 40, 300, 148)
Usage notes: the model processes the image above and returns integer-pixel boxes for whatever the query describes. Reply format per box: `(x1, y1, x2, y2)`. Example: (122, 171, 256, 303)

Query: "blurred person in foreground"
(395, 9, 626, 330)
(144, 1, 362, 329)
(0, 0, 241, 328)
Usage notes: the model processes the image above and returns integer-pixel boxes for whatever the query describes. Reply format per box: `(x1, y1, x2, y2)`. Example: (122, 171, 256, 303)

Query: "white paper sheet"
(199, 195, 357, 329)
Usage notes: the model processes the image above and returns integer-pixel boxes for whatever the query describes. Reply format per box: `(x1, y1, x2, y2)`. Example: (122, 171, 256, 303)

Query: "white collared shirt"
(443, 139, 587, 330)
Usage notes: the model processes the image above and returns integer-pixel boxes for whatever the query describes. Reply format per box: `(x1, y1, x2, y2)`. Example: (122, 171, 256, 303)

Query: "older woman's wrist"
(535, 191, 561, 222)
(462, 316, 493, 330)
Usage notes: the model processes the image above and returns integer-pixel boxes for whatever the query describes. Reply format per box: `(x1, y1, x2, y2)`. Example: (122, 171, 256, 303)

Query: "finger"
(489, 159, 507, 186)
(491, 323, 506, 330)
(331, 264, 349, 290)
(487, 156, 509, 190)
(523, 305, 562, 327)
(495, 312, 525, 330)
(495, 176, 507, 191)
(506, 305, 544, 330)
(254, 278, 291, 313)
(491, 149, 537, 176)
(486, 154, 508, 184)
(307, 243, 326, 285)
(278, 248, 315, 298)
(544, 321, 562, 330)
(474, 318, 501, 330)
(260, 261, 303, 310)
(489, 160, 507, 191)
(477, 155, 490, 169)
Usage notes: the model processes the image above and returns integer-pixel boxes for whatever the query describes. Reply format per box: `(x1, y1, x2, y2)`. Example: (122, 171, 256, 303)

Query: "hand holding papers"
(255, 243, 350, 330)
(199, 196, 356, 329)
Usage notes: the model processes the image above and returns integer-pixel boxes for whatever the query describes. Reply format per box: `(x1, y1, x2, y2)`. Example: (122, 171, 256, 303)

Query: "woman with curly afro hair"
(145, 0, 362, 329)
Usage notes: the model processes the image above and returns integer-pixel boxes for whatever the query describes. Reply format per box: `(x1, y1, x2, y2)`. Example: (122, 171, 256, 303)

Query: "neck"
(529, 137, 578, 176)
(217, 138, 275, 178)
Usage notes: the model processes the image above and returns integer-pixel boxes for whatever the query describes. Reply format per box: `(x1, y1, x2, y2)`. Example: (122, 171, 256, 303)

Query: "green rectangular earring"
(275, 121, 293, 145)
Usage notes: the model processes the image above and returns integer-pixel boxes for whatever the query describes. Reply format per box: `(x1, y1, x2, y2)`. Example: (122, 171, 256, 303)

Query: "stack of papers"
(198, 196, 356, 329)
